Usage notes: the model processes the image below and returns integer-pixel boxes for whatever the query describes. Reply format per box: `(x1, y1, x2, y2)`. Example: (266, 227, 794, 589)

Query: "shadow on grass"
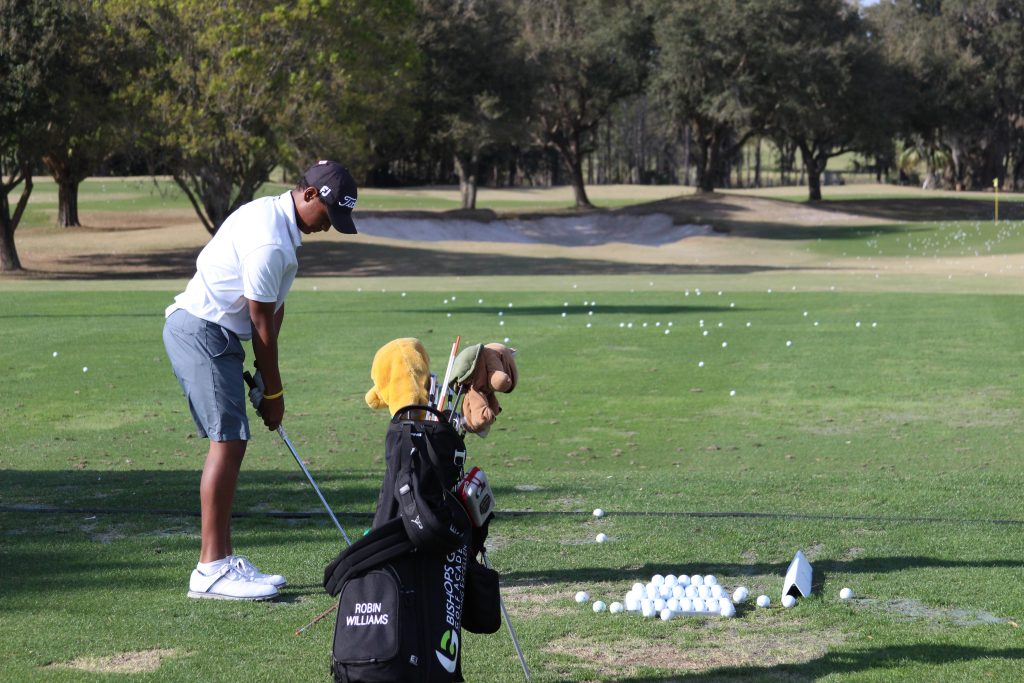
(610, 644, 1024, 682)
(0, 468, 385, 518)
(811, 197, 1024, 223)
(15, 241, 809, 280)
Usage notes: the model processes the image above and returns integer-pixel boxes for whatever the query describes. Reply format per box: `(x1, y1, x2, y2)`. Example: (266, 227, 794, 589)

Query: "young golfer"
(163, 161, 357, 600)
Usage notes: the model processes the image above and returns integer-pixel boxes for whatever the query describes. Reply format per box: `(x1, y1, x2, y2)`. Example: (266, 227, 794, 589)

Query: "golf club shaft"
(277, 426, 352, 546)
(483, 551, 531, 681)
(437, 336, 461, 412)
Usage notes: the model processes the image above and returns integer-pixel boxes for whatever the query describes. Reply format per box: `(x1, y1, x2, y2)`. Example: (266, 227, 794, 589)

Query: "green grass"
(806, 220, 1024, 259)
(2, 283, 1023, 681)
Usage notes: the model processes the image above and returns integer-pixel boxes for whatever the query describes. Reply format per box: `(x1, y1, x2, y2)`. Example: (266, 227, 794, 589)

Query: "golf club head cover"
(323, 517, 414, 597)
(364, 338, 431, 416)
(457, 344, 517, 435)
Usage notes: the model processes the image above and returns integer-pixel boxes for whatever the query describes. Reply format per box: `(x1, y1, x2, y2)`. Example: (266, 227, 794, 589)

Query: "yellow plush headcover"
(365, 338, 431, 416)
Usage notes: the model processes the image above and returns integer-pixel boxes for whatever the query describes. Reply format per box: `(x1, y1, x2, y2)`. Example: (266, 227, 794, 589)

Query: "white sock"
(196, 558, 228, 575)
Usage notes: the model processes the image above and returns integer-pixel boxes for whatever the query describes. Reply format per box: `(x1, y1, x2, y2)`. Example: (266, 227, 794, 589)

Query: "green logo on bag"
(436, 629, 459, 672)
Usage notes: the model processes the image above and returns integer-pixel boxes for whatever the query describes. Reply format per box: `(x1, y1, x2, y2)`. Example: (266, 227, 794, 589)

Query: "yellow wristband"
(263, 389, 284, 400)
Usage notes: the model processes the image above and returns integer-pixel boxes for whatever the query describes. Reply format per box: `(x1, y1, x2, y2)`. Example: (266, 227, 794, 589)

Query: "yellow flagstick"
(993, 177, 999, 223)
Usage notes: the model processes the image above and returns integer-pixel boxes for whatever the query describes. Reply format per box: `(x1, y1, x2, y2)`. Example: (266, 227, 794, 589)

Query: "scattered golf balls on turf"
(756, 595, 771, 608)
(782, 595, 797, 608)
(82, 367, 88, 372)
(574, 591, 589, 604)
(52, 351, 58, 357)
(609, 601, 623, 614)
(593, 508, 605, 518)
(840, 587, 854, 600)
(595, 533, 608, 543)
(593, 601, 607, 613)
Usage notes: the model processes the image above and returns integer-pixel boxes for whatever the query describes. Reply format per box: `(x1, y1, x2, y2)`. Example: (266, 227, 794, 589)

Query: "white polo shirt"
(166, 192, 302, 339)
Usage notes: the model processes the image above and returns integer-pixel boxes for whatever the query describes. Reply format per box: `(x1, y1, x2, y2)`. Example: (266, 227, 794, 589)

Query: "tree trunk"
(754, 141, 762, 188)
(0, 171, 32, 273)
(58, 178, 81, 227)
(554, 134, 593, 208)
(453, 153, 479, 210)
(799, 143, 823, 201)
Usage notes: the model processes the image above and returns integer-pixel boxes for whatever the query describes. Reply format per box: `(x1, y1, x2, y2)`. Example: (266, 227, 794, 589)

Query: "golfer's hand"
(260, 394, 284, 430)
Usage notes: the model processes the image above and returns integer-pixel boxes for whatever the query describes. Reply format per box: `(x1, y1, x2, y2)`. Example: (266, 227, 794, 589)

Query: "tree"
(870, 0, 1024, 191)
(115, 0, 418, 234)
(759, 0, 898, 201)
(651, 0, 762, 193)
(38, 1, 139, 227)
(414, 0, 532, 209)
(517, 0, 652, 208)
(0, 0, 69, 272)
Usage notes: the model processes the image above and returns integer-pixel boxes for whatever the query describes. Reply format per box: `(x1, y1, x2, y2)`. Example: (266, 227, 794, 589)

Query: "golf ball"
(641, 601, 656, 618)
(52, 351, 58, 357)
(660, 608, 674, 622)
(678, 574, 690, 586)
(756, 595, 771, 608)
(692, 599, 706, 613)
(685, 585, 698, 598)
(667, 598, 680, 611)
(609, 602, 624, 614)
(592, 508, 605, 518)
(691, 575, 704, 587)
(652, 574, 665, 586)
(671, 585, 685, 599)
(679, 598, 693, 612)
(574, 591, 589, 604)
(654, 598, 666, 612)
(82, 366, 88, 372)
(840, 587, 854, 600)
(632, 582, 645, 594)
(720, 603, 737, 618)
(782, 595, 797, 609)
(625, 596, 640, 611)
(592, 600, 607, 613)
(595, 533, 608, 543)
(698, 585, 711, 599)
(711, 585, 725, 599)
(646, 584, 658, 599)
(704, 575, 718, 586)
(665, 574, 678, 587)
(732, 587, 749, 603)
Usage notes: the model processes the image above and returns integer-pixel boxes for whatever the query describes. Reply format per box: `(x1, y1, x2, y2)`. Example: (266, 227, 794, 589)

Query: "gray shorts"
(163, 309, 250, 441)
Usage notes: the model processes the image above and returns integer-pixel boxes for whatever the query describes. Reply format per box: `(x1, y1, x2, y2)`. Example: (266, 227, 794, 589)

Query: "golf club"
(483, 550, 531, 681)
(437, 335, 461, 412)
(243, 371, 352, 546)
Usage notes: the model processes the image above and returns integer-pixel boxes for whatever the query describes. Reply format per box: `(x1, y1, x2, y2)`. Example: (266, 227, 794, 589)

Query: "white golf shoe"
(227, 555, 287, 588)
(187, 563, 279, 601)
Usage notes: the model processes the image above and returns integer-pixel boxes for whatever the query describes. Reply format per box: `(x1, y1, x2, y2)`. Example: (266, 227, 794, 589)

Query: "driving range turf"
(2, 189, 1023, 680)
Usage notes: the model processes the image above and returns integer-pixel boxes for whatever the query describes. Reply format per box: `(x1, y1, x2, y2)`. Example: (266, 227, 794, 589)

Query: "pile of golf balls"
(576, 572, 749, 620)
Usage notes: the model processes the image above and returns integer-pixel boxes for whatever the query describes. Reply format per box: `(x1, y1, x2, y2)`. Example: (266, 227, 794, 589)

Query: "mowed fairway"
(2, 185, 1023, 681)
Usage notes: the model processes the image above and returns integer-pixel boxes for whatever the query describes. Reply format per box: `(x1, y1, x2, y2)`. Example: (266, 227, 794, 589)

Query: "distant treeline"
(2, 0, 1022, 269)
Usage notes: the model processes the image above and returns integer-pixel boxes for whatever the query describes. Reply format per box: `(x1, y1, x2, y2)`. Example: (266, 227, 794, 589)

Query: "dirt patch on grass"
(546, 618, 844, 677)
(852, 597, 1009, 626)
(48, 648, 182, 674)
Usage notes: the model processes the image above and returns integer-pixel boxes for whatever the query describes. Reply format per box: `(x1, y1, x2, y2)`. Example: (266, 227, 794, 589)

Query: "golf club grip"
(243, 370, 256, 389)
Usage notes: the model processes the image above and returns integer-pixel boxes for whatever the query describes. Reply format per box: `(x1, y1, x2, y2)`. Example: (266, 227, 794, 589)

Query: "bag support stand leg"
(483, 550, 531, 681)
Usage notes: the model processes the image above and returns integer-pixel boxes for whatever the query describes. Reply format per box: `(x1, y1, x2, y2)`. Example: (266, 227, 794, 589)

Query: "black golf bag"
(325, 407, 494, 683)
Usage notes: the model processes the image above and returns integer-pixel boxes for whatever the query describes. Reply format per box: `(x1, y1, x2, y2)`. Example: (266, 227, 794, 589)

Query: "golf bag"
(325, 407, 473, 683)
